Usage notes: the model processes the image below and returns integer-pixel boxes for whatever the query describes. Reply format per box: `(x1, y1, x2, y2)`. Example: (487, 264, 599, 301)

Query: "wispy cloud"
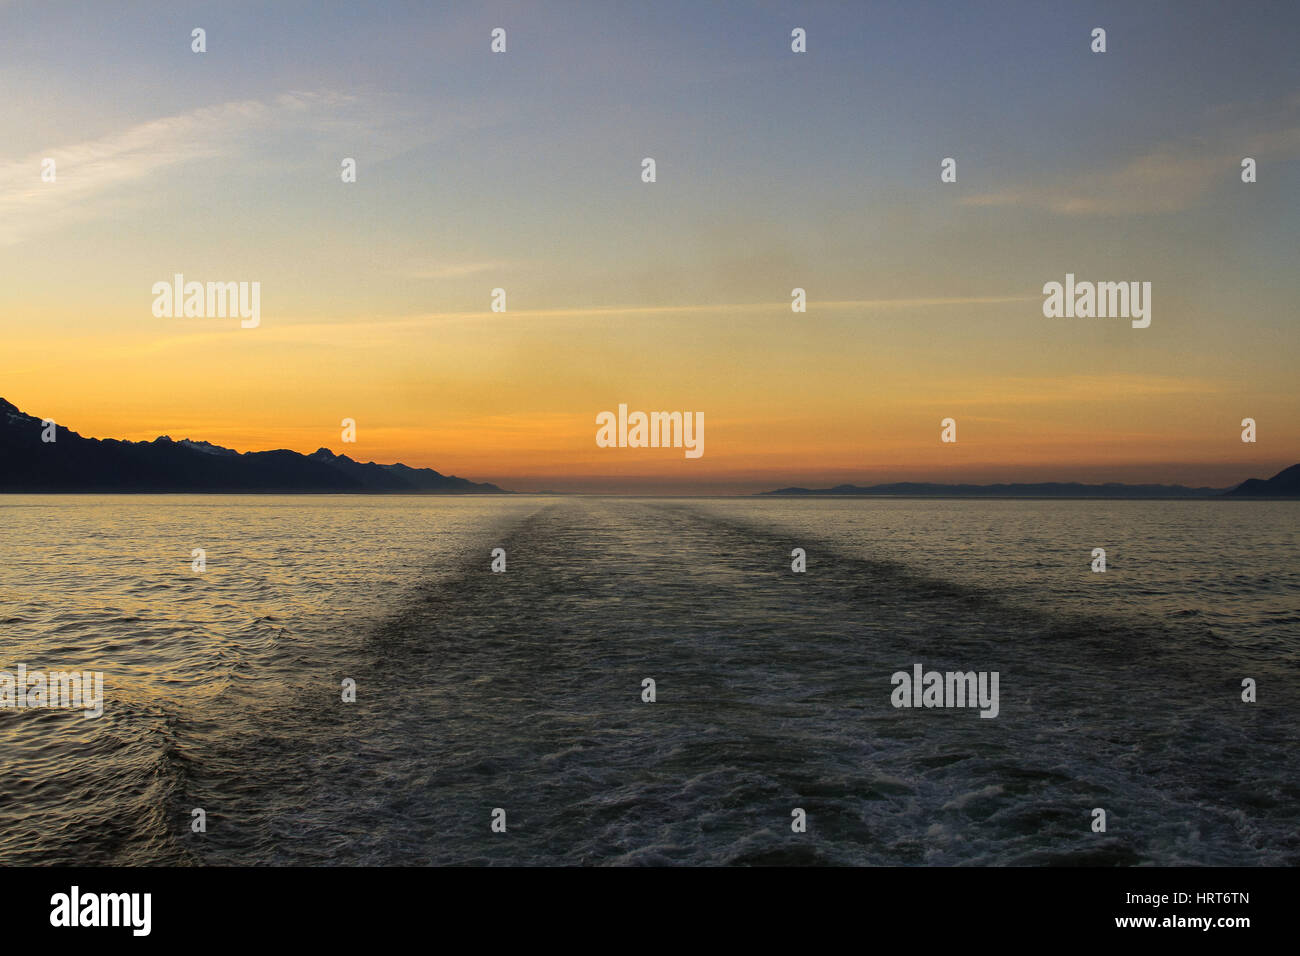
(396, 260, 520, 280)
(961, 95, 1300, 216)
(0, 91, 419, 244)
(9, 294, 1041, 359)
(266, 296, 1038, 331)
(922, 374, 1224, 406)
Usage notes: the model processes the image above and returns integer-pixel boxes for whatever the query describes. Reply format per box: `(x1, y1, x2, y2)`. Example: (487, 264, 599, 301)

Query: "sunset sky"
(2, 0, 1297, 493)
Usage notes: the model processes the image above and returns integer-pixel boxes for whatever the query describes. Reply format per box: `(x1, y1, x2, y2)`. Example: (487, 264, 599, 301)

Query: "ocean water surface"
(0, 495, 1295, 865)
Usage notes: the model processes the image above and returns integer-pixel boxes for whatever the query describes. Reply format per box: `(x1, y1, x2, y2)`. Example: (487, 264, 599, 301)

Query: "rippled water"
(0, 495, 1295, 865)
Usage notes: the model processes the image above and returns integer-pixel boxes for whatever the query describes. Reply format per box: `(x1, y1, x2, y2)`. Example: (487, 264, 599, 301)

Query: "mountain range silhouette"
(0, 397, 507, 493)
(4, 396, 1296, 496)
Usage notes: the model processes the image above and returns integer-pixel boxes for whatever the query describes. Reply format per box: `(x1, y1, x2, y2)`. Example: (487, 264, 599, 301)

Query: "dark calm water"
(0, 495, 1296, 866)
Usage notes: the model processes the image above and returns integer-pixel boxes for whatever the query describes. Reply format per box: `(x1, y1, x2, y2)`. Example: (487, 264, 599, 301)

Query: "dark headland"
(0, 397, 508, 493)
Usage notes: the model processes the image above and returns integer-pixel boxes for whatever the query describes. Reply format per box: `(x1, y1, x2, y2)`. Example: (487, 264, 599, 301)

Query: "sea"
(0, 495, 1296, 866)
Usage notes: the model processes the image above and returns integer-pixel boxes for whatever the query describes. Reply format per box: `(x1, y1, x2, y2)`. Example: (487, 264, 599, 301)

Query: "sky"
(1, 0, 1297, 493)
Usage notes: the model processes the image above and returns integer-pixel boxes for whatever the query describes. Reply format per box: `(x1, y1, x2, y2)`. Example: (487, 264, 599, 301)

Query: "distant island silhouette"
(763, 466, 1300, 499)
(0, 397, 507, 493)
